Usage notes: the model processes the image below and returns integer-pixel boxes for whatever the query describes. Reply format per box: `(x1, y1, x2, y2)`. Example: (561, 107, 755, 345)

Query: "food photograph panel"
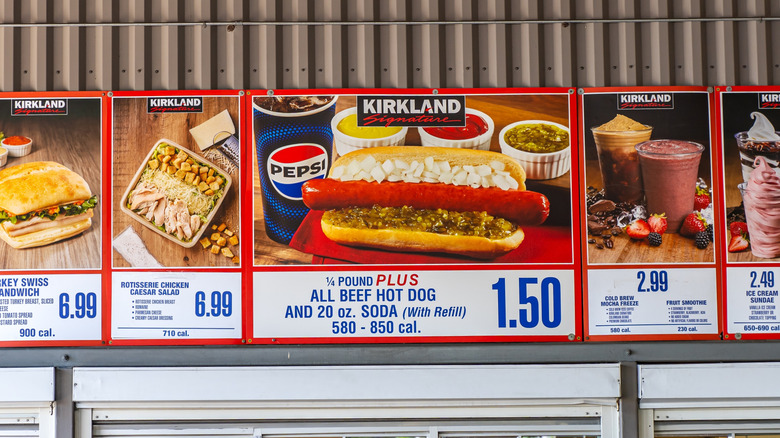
(252, 91, 577, 266)
(581, 88, 715, 265)
(0, 94, 102, 270)
(112, 93, 241, 268)
(720, 89, 780, 263)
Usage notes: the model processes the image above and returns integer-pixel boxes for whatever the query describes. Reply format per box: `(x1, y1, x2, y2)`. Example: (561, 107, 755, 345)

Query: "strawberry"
(728, 233, 750, 252)
(694, 187, 711, 211)
(625, 219, 650, 240)
(729, 221, 748, 237)
(680, 212, 707, 237)
(647, 213, 668, 235)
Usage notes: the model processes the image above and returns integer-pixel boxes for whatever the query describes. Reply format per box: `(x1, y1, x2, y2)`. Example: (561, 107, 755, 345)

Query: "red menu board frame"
(580, 86, 723, 342)
(247, 87, 583, 345)
(0, 91, 108, 347)
(717, 85, 780, 341)
(106, 90, 246, 347)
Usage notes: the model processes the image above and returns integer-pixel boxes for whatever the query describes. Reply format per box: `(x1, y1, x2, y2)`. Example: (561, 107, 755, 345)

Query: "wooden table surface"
(112, 96, 241, 268)
(585, 159, 715, 264)
(254, 93, 572, 265)
(0, 99, 102, 270)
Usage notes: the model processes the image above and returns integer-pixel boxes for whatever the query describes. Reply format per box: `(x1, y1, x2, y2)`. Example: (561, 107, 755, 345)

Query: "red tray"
(289, 210, 573, 265)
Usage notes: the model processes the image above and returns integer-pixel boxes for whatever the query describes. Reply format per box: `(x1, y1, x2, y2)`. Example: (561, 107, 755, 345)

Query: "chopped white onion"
(330, 156, 519, 190)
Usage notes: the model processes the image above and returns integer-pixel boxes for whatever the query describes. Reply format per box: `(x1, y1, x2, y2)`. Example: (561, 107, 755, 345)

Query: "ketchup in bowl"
(2, 135, 30, 145)
(422, 113, 489, 140)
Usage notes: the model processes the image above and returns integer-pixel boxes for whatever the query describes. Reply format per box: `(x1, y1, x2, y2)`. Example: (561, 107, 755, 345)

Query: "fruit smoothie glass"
(739, 156, 780, 258)
(591, 115, 653, 203)
(635, 139, 705, 232)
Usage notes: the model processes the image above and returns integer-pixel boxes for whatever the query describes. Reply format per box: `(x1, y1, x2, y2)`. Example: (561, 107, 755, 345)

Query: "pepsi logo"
(267, 143, 329, 200)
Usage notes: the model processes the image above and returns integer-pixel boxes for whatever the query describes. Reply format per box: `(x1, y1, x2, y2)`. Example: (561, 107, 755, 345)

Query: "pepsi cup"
(254, 95, 338, 244)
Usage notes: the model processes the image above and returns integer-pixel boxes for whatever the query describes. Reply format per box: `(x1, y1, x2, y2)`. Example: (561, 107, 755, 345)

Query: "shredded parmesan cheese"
(139, 169, 220, 216)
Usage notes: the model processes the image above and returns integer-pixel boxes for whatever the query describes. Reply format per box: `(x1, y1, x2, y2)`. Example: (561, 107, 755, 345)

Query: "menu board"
(249, 89, 582, 343)
(109, 91, 243, 344)
(8, 85, 780, 347)
(0, 93, 105, 346)
(580, 87, 721, 340)
(718, 86, 780, 339)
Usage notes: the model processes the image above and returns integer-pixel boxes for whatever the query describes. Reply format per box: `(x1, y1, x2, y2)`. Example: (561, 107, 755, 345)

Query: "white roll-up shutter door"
(639, 362, 780, 437)
(73, 365, 621, 438)
(0, 368, 55, 438)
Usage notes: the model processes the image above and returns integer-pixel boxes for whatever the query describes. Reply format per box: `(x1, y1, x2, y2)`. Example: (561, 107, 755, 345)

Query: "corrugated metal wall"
(0, 0, 778, 90)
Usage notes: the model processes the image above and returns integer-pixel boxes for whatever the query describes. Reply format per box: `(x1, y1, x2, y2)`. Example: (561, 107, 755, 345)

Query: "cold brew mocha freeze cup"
(254, 95, 337, 244)
(636, 140, 704, 232)
(591, 115, 652, 204)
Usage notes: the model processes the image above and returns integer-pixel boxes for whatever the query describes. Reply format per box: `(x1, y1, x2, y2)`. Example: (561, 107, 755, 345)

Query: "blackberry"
(705, 224, 714, 242)
(648, 232, 662, 247)
(695, 231, 709, 249)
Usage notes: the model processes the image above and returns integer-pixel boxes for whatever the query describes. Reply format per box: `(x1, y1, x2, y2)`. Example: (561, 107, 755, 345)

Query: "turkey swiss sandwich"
(0, 161, 98, 249)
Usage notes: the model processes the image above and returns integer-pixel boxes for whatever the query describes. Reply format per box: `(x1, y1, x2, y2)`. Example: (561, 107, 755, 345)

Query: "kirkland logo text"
(147, 97, 203, 113)
(12, 99, 68, 115)
(357, 96, 466, 127)
(617, 93, 674, 110)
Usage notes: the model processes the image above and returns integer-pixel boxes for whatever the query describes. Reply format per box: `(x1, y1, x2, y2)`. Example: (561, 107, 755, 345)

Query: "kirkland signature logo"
(11, 99, 68, 116)
(617, 93, 674, 110)
(356, 95, 466, 127)
(759, 93, 780, 109)
(147, 97, 203, 113)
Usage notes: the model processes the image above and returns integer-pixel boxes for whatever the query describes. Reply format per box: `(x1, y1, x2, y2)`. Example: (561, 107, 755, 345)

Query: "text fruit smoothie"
(740, 156, 780, 258)
(635, 139, 705, 232)
(591, 115, 652, 203)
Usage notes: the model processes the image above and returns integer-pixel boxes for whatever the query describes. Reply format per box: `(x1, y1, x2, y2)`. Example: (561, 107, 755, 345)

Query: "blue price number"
(194, 291, 233, 317)
(636, 270, 668, 292)
(332, 320, 357, 334)
(493, 277, 562, 329)
(750, 271, 775, 288)
(58, 292, 98, 319)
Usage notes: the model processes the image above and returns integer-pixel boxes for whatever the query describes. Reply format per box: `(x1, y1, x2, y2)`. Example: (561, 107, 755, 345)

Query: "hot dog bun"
(330, 145, 526, 190)
(321, 211, 524, 259)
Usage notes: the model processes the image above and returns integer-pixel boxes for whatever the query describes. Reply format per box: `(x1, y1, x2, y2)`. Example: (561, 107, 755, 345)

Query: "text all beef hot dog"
(302, 146, 551, 259)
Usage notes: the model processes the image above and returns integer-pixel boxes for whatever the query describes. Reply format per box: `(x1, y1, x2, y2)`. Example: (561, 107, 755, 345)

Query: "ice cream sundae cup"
(739, 155, 780, 258)
(735, 112, 780, 182)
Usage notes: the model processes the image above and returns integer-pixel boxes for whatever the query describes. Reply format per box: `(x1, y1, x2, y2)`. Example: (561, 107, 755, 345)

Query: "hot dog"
(302, 146, 550, 259)
(303, 179, 549, 225)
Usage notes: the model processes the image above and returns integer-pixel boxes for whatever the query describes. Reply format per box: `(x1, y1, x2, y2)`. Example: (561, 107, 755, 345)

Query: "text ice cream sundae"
(735, 112, 780, 182)
(740, 155, 780, 258)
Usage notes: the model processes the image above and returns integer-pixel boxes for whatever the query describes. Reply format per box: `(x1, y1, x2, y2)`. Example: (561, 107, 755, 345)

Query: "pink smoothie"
(636, 140, 705, 232)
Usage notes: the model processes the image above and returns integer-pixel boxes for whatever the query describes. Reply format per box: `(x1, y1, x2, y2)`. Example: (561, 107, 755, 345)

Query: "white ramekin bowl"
(1, 136, 33, 157)
(0, 147, 7, 167)
(499, 120, 570, 180)
(331, 107, 408, 157)
(417, 108, 494, 150)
